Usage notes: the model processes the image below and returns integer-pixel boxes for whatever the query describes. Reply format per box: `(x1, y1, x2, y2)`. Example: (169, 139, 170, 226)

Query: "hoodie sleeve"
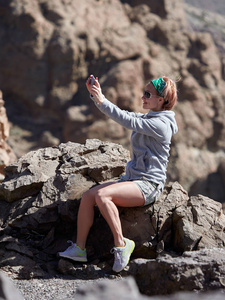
(93, 95, 172, 140)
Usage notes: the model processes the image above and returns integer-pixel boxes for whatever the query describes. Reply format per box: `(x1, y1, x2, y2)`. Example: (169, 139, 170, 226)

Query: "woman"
(59, 75, 178, 272)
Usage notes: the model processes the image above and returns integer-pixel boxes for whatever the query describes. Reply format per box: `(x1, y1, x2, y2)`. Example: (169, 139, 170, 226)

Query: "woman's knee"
(95, 188, 111, 207)
(80, 188, 96, 206)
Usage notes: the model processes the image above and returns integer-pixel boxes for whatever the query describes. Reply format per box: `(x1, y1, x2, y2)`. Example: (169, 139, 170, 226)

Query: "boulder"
(128, 248, 225, 295)
(0, 271, 24, 300)
(173, 194, 225, 252)
(0, 139, 129, 203)
(74, 277, 149, 300)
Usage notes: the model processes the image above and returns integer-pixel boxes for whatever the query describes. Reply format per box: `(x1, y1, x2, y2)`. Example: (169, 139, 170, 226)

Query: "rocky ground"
(12, 274, 122, 300)
(12, 275, 93, 300)
(5, 268, 225, 300)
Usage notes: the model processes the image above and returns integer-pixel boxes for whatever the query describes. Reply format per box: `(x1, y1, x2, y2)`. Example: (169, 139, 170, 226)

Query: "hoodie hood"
(147, 110, 178, 135)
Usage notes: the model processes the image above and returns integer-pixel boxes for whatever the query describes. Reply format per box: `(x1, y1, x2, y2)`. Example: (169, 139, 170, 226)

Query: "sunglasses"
(143, 91, 162, 99)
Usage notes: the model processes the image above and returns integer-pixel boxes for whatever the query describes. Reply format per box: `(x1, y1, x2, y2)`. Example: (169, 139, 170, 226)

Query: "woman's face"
(142, 83, 164, 111)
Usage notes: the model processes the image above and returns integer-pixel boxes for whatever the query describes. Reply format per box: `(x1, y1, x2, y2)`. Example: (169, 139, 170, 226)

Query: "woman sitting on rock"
(59, 75, 178, 272)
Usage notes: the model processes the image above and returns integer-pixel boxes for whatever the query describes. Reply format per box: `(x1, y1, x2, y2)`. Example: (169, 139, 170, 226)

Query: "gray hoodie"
(93, 96, 178, 188)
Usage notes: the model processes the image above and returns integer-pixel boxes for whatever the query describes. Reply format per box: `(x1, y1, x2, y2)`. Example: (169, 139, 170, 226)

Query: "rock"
(58, 259, 103, 279)
(0, 140, 130, 278)
(0, 91, 17, 178)
(0, 271, 24, 300)
(38, 131, 60, 148)
(173, 194, 225, 251)
(128, 248, 225, 295)
(56, 275, 225, 300)
(151, 290, 225, 300)
(73, 276, 149, 300)
(0, 235, 46, 280)
(0, 139, 129, 203)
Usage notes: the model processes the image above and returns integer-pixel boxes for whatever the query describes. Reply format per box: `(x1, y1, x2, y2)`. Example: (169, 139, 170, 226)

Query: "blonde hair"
(161, 76, 178, 110)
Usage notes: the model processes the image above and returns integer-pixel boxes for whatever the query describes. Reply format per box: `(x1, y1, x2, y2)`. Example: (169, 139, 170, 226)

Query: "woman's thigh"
(82, 182, 116, 205)
(96, 181, 145, 207)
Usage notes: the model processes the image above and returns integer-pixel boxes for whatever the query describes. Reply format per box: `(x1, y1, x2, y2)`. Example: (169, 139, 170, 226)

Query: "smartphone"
(90, 76, 95, 86)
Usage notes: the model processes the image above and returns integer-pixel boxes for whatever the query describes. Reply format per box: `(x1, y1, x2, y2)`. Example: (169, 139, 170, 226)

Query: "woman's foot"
(110, 238, 135, 272)
(58, 241, 87, 262)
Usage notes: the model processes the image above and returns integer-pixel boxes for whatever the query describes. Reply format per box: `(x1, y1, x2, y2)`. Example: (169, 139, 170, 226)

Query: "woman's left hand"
(86, 75, 104, 105)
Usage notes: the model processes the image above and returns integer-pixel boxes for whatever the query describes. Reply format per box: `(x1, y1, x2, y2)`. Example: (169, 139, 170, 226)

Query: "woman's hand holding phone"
(86, 75, 104, 105)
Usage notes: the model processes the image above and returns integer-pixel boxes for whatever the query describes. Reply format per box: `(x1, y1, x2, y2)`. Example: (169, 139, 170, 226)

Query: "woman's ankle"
(76, 241, 86, 251)
(114, 238, 125, 248)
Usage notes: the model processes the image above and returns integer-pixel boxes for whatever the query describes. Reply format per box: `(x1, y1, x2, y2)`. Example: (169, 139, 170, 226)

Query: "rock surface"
(67, 275, 225, 300)
(129, 248, 225, 295)
(1, 0, 225, 202)
(74, 277, 149, 300)
(0, 91, 17, 179)
(0, 271, 24, 300)
(0, 140, 224, 298)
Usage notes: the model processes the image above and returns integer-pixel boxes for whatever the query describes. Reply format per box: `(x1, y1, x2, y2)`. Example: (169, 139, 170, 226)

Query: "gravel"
(11, 275, 122, 300)
(14, 277, 86, 300)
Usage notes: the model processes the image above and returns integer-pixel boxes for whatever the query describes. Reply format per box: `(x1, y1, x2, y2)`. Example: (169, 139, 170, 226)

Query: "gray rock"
(0, 271, 24, 300)
(73, 277, 149, 300)
(128, 248, 225, 295)
(173, 194, 225, 251)
(0, 140, 129, 203)
(0, 140, 130, 277)
(152, 291, 225, 300)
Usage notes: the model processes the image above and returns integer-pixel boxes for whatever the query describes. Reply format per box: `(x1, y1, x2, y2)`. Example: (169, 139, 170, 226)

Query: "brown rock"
(0, 91, 17, 177)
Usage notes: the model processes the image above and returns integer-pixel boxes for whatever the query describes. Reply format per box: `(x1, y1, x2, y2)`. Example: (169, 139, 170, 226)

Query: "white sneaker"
(58, 241, 87, 262)
(111, 238, 135, 272)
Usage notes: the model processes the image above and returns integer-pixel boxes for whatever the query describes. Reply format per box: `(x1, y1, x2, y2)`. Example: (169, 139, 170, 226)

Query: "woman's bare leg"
(76, 182, 115, 249)
(95, 182, 144, 247)
(76, 181, 145, 249)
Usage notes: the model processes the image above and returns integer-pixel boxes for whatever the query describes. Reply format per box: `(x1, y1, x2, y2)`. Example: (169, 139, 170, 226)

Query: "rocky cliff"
(0, 0, 225, 202)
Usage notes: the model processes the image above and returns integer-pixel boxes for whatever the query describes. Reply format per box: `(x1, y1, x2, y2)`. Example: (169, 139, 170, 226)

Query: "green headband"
(151, 77, 166, 96)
